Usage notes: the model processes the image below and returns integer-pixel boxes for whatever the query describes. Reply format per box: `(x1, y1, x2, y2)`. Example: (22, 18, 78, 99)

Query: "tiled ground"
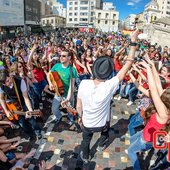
(9, 98, 157, 170)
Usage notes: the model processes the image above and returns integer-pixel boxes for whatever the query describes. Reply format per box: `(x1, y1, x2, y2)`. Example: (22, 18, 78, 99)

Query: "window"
(75, 7, 78, 10)
(74, 18, 78, 21)
(55, 19, 58, 23)
(69, 13, 72, 16)
(69, 7, 72, 10)
(105, 21, 108, 24)
(98, 20, 100, 24)
(113, 14, 116, 18)
(106, 13, 109, 18)
(43, 20, 45, 24)
(112, 21, 115, 25)
(80, 1, 88, 4)
(91, 6, 94, 10)
(47, 20, 49, 24)
(98, 13, 101, 17)
(75, 2, 78, 5)
(69, 18, 72, 21)
(51, 19, 53, 23)
(80, 18, 88, 21)
(166, 11, 170, 15)
(74, 12, 78, 16)
(80, 12, 88, 16)
(69, 2, 73, 5)
(80, 7, 88, 10)
(91, 12, 94, 16)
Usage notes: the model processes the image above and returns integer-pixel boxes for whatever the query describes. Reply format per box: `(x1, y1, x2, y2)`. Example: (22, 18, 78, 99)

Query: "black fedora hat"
(92, 56, 113, 80)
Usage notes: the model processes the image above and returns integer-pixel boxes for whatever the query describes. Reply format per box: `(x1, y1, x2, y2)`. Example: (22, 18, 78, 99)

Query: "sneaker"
(96, 144, 107, 152)
(39, 103, 43, 110)
(125, 133, 130, 138)
(79, 152, 89, 164)
(113, 96, 118, 100)
(117, 96, 122, 101)
(36, 134, 42, 140)
(127, 101, 133, 106)
(68, 120, 74, 126)
(125, 149, 128, 154)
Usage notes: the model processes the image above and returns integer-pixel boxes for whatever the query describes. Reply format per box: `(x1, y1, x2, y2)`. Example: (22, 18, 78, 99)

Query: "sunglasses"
(60, 55, 67, 57)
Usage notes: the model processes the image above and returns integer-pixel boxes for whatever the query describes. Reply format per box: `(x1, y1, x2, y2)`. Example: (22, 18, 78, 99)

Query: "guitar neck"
(13, 111, 25, 116)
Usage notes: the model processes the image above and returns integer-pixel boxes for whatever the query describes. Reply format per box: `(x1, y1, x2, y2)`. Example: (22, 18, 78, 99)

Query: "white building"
(157, 0, 170, 18)
(144, 0, 161, 25)
(41, 14, 66, 29)
(144, 17, 170, 47)
(124, 14, 136, 30)
(103, 2, 116, 10)
(95, 8, 119, 32)
(66, 0, 102, 28)
(48, 0, 66, 18)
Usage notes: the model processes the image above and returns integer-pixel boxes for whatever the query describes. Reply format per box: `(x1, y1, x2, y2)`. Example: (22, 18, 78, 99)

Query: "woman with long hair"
(10, 61, 38, 109)
(127, 58, 170, 170)
(82, 49, 94, 77)
(3, 55, 11, 70)
(27, 43, 48, 108)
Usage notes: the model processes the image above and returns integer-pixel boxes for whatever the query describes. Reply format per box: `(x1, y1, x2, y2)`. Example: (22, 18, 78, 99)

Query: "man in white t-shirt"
(76, 30, 139, 163)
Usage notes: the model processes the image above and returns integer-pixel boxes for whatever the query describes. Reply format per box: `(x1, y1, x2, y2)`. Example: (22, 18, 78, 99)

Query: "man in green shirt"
(47, 49, 78, 124)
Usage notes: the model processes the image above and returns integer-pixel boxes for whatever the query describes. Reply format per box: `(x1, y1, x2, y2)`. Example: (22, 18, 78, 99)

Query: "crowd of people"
(0, 28, 169, 170)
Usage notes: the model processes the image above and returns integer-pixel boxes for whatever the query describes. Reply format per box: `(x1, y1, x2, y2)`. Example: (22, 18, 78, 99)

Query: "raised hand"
(130, 29, 139, 43)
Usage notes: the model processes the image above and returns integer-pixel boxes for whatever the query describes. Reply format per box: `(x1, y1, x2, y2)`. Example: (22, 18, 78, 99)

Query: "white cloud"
(127, 2, 135, 6)
(131, 0, 141, 3)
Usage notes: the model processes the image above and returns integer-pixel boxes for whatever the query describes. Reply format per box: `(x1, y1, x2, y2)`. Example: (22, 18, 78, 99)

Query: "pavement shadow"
(90, 118, 129, 159)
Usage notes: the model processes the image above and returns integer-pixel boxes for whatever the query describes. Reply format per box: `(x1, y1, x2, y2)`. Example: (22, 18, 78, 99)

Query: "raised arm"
(140, 61, 168, 123)
(129, 72, 149, 97)
(27, 44, 38, 69)
(117, 30, 139, 81)
(144, 54, 163, 96)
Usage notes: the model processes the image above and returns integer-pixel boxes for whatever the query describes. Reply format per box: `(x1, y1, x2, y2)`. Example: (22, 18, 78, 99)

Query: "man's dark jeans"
(81, 123, 109, 159)
(18, 116, 41, 137)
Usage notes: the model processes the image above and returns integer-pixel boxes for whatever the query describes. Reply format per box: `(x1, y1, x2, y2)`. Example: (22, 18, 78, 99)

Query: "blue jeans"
(52, 96, 74, 122)
(32, 80, 47, 101)
(119, 83, 133, 98)
(128, 111, 144, 136)
(128, 85, 138, 102)
(128, 131, 153, 170)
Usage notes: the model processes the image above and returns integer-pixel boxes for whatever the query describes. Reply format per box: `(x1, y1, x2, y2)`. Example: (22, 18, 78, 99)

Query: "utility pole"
(24, 0, 27, 35)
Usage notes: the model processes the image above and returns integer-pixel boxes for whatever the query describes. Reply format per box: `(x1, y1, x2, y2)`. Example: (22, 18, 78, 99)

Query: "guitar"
(6, 102, 42, 121)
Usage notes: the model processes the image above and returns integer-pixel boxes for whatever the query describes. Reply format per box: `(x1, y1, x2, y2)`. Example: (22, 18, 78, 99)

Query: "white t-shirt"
(78, 76, 119, 128)
(0, 79, 27, 94)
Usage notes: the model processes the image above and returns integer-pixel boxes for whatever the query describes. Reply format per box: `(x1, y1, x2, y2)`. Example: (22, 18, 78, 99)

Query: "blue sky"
(58, 0, 151, 20)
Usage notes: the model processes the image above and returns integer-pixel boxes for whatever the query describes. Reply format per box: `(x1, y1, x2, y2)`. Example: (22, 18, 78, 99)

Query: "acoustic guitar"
(6, 102, 42, 121)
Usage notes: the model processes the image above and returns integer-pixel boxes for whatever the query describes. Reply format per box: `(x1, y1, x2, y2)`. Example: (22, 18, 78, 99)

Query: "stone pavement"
(11, 98, 156, 170)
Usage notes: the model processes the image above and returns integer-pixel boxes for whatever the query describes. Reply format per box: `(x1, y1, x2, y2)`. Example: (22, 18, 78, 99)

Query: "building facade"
(41, 15, 66, 30)
(144, 0, 161, 25)
(95, 9, 119, 32)
(124, 14, 136, 30)
(157, 0, 170, 17)
(135, 12, 145, 30)
(47, 0, 66, 18)
(66, 0, 102, 28)
(103, 2, 116, 10)
(144, 17, 170, 47)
